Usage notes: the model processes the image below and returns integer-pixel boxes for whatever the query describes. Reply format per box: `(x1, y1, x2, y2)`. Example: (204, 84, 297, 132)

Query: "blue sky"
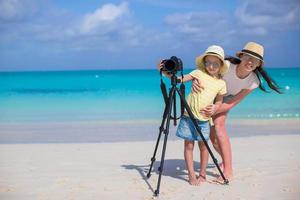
(0, 0, 299, 71)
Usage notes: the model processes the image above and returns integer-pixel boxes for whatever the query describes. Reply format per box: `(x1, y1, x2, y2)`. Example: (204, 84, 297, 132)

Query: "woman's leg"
(184, 140, 199, 185)
(198, 141, 208, 183)
(213, 113, 233, 180)
(210, 126, 222, 156)
(210, 127, 224, 170)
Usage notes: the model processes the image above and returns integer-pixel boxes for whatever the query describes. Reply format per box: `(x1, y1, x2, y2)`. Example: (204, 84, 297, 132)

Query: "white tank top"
(223, 63, 260, 96)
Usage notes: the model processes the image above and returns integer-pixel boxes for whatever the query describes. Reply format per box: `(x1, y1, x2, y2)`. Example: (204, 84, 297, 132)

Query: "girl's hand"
(192, 78, 205, 93)
(157, 60, 164, 71)
(157, 60, 172, 77)
(200, 104, 217, 118)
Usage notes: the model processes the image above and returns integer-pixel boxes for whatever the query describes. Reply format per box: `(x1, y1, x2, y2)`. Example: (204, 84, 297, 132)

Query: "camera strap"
(179, 83, 185, 117)
(160, 71, 168, 105)
(179, 70, 185, 117)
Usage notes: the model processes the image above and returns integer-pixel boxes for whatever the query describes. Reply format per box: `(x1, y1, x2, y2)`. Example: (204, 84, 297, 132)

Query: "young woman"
(193, 42, 281, 182)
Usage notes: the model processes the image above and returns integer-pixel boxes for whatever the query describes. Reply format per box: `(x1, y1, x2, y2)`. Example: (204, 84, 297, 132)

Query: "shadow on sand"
(122, 159, 218, 193)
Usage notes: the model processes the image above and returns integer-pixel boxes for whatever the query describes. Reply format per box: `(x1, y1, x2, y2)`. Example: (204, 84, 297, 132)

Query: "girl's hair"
(225, 56, 282, 94)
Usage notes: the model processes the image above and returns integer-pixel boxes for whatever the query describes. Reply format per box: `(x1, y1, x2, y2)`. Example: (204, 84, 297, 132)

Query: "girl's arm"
(178, 74, 193, 83)
(163, 72, 193, 83)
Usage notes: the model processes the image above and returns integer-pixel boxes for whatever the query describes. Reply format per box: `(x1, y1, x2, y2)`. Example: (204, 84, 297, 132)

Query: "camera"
(161, 56, 183, 74)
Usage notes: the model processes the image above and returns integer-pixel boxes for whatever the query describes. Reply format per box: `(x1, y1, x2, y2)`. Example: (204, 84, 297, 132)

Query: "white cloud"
(1, 0, 299, 55)
(235, 0, 300, 35)
(164, 12, 233, 44)
(240, 27, 267, 36)
(0, 0, 19, 19)
(0, 1, 146, 52)
(0, 0, 39, 20)
(161, 0, 300, 44)
(80, 2, 129, 34)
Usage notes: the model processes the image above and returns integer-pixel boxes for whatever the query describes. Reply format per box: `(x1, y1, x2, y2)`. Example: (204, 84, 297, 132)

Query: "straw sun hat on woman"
(236, 42, 264, 66)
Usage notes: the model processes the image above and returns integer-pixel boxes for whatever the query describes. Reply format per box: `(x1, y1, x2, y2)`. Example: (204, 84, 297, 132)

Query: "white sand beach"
(0, 132, 300, 199)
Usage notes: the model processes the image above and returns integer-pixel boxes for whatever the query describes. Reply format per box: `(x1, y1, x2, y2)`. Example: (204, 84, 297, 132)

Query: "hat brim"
(196, 53, 229, 75)
(236, 51, 264, 63)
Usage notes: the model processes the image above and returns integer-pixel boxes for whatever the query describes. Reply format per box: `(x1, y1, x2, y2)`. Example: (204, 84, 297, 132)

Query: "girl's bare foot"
(189, 175, 200, 186)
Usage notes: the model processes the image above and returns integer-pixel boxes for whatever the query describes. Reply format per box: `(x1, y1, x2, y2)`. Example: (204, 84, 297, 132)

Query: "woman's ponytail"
(254, 67, 282, 94)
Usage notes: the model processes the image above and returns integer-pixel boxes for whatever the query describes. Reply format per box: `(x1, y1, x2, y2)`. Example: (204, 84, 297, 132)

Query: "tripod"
(147, 72, 229, 196)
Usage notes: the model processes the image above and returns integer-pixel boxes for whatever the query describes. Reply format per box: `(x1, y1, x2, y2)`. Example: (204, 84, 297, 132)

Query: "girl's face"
(239, 54, 261, 72)
(204, 55, 222, 77)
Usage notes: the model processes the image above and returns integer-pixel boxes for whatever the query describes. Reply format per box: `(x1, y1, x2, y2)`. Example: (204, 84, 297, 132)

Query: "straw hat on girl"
(196, 45, 229, 75)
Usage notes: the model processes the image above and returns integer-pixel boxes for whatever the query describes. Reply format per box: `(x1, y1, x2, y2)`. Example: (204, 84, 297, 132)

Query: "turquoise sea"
(0, 68, 299, 123)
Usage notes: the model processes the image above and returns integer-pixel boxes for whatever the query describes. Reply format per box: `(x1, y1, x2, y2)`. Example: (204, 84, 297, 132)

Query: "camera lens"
(164, 59, 176, 72)
(161, 56, 183, 74)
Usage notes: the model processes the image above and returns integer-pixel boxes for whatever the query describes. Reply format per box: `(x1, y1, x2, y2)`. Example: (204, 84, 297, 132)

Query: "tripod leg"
(147, 96, 171, 178)
(176, 88, 229, 184)
(154, 87, 176, 196)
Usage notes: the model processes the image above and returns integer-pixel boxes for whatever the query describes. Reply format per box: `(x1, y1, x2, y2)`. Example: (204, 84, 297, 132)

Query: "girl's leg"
(213, 113, 233, 180)
(198, 141, 208, 183)
(184, 140, 199, 185)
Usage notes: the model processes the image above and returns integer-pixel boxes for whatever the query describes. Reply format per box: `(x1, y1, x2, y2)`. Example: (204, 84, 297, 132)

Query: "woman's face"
(204, 55, 222, 77)
(239, 54, 261, 72)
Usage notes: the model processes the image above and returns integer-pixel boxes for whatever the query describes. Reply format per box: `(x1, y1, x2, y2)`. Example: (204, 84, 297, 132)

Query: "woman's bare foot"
(197, 174, 206, 183)
(213, 173, 233, 184)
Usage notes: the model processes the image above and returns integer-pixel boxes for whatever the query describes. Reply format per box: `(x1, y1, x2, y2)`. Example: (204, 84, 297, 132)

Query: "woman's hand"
(200, 104, 218, 118)
(192, 78, 205, 93)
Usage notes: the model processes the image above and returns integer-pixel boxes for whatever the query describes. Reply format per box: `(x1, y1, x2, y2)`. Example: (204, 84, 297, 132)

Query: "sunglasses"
(240, 54, 260, 66)
(204, 61, 221, 69)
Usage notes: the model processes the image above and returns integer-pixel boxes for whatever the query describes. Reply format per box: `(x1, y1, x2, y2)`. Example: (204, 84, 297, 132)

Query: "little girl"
(159, 45, 228, 185)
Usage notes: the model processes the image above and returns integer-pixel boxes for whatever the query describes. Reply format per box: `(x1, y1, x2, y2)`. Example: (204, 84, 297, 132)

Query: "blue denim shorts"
(176, 116, 210, 141)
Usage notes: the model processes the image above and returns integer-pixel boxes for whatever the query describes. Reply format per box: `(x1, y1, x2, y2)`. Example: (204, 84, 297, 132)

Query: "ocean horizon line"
(1, 66, 300, 73)
(0, 116, 299, 124)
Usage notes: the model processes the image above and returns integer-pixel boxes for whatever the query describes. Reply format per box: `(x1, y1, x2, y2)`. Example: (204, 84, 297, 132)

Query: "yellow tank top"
(185, 69, 226, 121)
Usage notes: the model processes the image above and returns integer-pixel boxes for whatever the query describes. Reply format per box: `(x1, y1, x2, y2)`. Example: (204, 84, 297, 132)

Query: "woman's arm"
(200, 94, 224, 117)
(215, 89, 253, 114)
(200, 89, 253, 116)
(214, 94, 224, 110)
